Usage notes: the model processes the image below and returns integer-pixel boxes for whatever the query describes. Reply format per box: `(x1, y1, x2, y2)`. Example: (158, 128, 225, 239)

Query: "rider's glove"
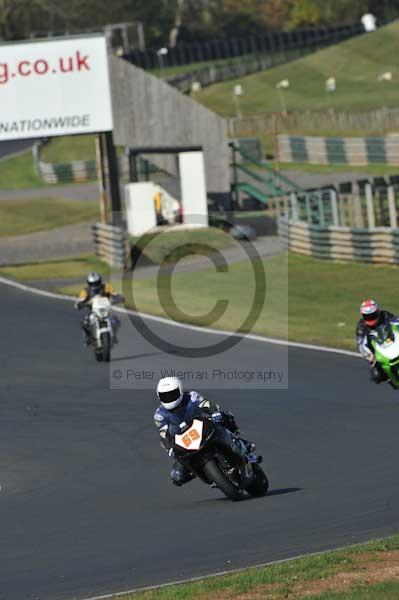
(168, 448, 175, 458)
(74, 301, 81, 310)
(211, 412, 223, 424)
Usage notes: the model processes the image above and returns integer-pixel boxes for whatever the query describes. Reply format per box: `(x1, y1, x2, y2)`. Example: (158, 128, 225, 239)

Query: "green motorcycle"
(369, 323, 399, 388)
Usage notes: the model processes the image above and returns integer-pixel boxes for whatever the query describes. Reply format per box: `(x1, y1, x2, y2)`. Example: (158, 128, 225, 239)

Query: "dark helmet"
(87, 272, 103, 294)
(360, 299, 380, 328)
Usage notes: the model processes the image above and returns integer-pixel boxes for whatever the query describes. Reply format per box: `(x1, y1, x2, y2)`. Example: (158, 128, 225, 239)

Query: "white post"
(365, 183, 375, 228)
(178, 151, 208, 227)
(388, 185, 397, 229)
(290, 192, 299, 221)
(318, 194, 325, 227)
(330, 189, 339, 226)
(124, 182, 157, 236)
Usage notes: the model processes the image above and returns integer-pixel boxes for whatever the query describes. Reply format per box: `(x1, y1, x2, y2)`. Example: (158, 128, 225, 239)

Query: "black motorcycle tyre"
(203, 459, 242, 501)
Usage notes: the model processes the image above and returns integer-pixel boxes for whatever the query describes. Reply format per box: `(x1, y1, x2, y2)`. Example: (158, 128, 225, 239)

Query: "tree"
(0, 0, 52, 39)
(287, 0, 369, 29)
(286, 0, 321, 28)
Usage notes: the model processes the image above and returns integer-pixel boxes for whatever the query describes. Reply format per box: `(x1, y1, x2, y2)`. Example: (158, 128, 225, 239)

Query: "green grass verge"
(58, 253, 288, 340)
(0, 152, 43, 189)
(53, 253, 399, 352)
(4, 252, 399, 353)
(310, 581, 399, 599)
(0, 136, 97, 190)
(197, 22, 399, 118)
(0, 198, 99, 237)
(0, 254, 108, 281)
(0, 135, 99, 189)
(130, 227, 233, 265)
(83, 534, 399, 599)
(40, 134, 96, 162)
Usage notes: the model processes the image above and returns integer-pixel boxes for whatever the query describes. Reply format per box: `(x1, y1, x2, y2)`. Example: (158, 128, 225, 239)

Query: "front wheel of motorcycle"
(101, 332, 111, 362)
(203, 459, 242, 501)
(245, 464, 269, 497)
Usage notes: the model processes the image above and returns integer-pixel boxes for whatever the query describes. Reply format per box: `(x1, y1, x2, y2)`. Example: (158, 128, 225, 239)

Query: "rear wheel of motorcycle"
(101, 332, 111, 362)
(203, 459, 242, 501)
(245, 464, 269, 497)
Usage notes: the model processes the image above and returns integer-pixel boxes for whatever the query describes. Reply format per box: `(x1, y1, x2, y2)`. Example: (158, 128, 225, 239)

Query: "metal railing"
(125, 23, 364, 71)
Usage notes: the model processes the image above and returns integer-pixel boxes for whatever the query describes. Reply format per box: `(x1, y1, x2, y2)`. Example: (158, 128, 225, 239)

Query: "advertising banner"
(0, 35, 113, 141)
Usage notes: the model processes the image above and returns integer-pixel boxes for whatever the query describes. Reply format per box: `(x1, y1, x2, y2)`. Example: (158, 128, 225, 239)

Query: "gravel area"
(21, 235, 283, 289)
(0, 182, 98, 202)
(0, 222, 93, 266)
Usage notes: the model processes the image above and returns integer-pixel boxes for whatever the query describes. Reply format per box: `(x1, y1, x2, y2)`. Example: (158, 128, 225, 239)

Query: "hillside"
(196, 21, 399, 117)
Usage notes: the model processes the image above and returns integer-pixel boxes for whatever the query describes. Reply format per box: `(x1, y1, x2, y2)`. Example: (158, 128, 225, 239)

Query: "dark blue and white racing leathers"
(153, 391, 239, 486)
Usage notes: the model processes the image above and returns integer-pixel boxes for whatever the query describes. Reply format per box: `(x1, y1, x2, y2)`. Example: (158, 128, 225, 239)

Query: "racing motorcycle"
(167, 415, 269, 501)
(369, 322, 399, 388)
(87, 295, 115, 363)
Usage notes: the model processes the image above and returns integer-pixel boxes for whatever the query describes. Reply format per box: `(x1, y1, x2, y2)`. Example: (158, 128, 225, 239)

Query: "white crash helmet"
(157, 377, 183, 410)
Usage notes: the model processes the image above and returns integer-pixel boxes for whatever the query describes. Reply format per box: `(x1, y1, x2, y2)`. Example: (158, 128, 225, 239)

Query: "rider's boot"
(82, 329, 91, 346)
(240, 437, 256, 453)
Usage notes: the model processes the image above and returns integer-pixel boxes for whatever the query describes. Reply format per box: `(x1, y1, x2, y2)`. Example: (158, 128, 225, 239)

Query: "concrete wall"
(109, 55, 230, 196)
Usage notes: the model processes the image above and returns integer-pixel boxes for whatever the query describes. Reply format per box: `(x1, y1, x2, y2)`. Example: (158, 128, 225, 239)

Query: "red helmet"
(360, 299, 380, 328)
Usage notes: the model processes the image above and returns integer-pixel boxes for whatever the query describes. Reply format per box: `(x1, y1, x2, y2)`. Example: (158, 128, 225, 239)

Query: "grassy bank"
(130, 226, 233, 265)
(0, 255, 107, 281)
(0, 137, 96, 190)
(197, 22, 399, 118)
(5, 252, 398, 352)
(40, 134, 96, 162)
(0, 198, 99, 237)
(55, 253, 287, 339)
(100, 535, 399, 599)
(3, 252, 398, 350)
(0, 152, 43, 189)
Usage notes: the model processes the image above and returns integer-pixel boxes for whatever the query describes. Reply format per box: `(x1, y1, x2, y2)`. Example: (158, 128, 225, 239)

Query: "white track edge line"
(0, 275, 359, 358)
(81, 535, 388, 600)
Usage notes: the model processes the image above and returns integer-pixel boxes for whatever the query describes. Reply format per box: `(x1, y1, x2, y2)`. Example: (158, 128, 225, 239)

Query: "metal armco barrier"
(278, 216, 399, 265)
(92, 223, 129, 268)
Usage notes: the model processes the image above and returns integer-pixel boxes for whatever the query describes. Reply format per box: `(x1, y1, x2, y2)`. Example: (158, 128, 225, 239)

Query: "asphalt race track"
(0, 140, 34, 160)
(3, 281, 399, 600)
